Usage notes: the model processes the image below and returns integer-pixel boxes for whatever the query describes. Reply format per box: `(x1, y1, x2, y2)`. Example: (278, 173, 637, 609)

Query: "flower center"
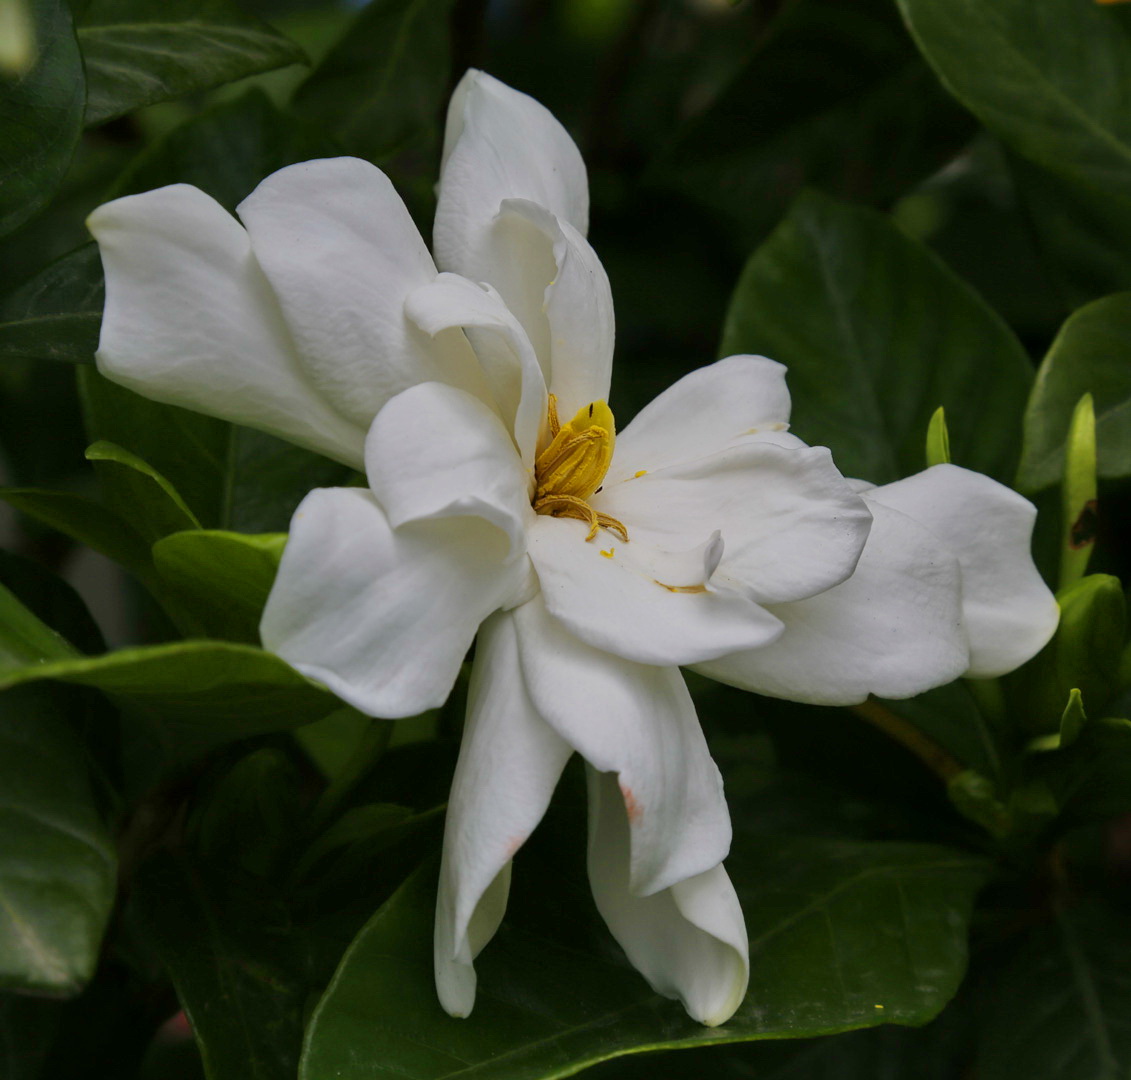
(533, 395, 629, 542)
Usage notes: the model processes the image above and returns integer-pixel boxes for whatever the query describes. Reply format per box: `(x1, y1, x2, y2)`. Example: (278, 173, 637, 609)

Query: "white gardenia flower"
(87, 71, 1059, 1027)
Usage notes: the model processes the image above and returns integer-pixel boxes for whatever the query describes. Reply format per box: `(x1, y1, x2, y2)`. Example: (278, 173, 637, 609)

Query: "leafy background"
(1, 0, 1131, 1077)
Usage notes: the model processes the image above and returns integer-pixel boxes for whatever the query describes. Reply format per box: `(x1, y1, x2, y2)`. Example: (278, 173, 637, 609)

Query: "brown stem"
(850, 700, 966, 783)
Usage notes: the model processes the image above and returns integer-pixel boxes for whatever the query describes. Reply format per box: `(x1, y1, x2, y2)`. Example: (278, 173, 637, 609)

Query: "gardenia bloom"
(87, 71, 1058, 1027)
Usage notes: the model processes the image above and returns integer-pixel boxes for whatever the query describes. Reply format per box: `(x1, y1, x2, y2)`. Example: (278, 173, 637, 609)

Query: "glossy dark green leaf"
(0, 619, 338, 734)
(86, 440, 200, 544)
(152, 530, 284, 644)
(0, 486, 151, 572)
(652, 0, 974, 250)
(0, 641, 338, 731)
(0, 548, 104, 655)
(0, 684, 116, 994)
(79, 331, 351, 535)
(301, 839, 988, 1079)
(131, 853, 307, 1080)
(897, 0, 1131, 301)
(109, 88, 334, 212)
(975, 898, 1131, 1079)
(1017, 293, 1131, 490)
(76, 0, 306, 127)
(0, 244, 102, 364)
(720, 190, 1033, 484)
(0, 0, 84, 238)
(896, 0, 1131, 196)
(292, 0, 454, 165)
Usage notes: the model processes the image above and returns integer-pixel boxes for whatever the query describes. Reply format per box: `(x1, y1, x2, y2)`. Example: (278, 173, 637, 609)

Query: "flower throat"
(533, 395, 629, 542)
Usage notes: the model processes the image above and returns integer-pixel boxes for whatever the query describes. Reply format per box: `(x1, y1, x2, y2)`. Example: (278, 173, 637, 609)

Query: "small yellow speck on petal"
(633, 470, 647, 479)
(771, 422, 788, 431)
(600, 548, 614, 558)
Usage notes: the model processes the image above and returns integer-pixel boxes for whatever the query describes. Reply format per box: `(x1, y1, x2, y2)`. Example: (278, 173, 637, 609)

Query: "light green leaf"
(1018, 293, 1131, 491)
(302, 839, 988, 1078)
(86, 440, 200, 544)
(925, 406, 950, 468)
(0, 244, 102, 365)
(291, 0, 454, 165)
(0, 0, 84, 238)
(0, 684, 116, 994)
(975, 899, 1131, 1079)
(77, 0, 306, 126)
(152, 529, 284, 644)
(0, 636, 339, 734)
(720, 190, 1033, 484)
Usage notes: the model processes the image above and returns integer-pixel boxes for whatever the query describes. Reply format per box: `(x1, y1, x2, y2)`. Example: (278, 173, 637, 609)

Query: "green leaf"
(896, 0, 1131, 199)
(86, 440, 200, 544)
(924, 406, 950, 468)
(0, 0, 84, 238)
(896, 0, 1131, 301)
(0, 684, 116, 994)
(975, 898, 1131, 1079)
(76, 0, 306, 127)
(109, 88, 335, 212)
(1058, 393, 1098, 589)
(1040, 716, 1131, 827)
(720, 190, 1033, 484)
(291, 0, 454, 165)
(0, 581, 77, 669)
(152, 530, 284, 644)
(302, 840, 988, 1078)
(79, 355, 352, 535)
(0, 548, 104, 655)
(652, 0, 974, 251)
(1006, 574, 1126, 735)
(0, 637, 339, 734)
(0, 486, 151, 572)
(0, 244, 102, 364)
(1018, 293, 1131, 491)
(131, 853, 307, 1080)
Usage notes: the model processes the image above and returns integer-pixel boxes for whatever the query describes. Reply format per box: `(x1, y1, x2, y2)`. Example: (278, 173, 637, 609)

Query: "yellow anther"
(633, 470, 647, 479)
(533, 395, 628, 543)
(600, 548, 614, 559)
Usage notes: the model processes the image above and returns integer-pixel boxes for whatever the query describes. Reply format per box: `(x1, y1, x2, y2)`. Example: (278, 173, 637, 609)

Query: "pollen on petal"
(600, 547, 614, 558)
(632, 470, 647, 479)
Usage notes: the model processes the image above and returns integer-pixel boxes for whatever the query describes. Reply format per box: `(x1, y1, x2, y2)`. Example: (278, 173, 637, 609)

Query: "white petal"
(695, 500, 968, 705)
(435, 611, 572, 1018)
(866, 465, 1059, 677)
(365, 382, 533, 558)
(260, 488, 520, 718)
(237, 158, 489, 429)
(404, 273, 547, 463)
(513, 596, 731, 895)
(586, 768, 748, 1027)
(436, 70, 588, 278)
(88, 184, 367, 467)
(496, 199, 613, 418)
(526, 516, 782, 666)
(605, 356, 794, 486)
(595, 442, 872, 606)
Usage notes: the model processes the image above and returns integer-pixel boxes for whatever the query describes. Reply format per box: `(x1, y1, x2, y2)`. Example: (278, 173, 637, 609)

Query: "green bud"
(947, 770, 1011, 838)
(1060, 393, 1098, 591)
(1007, 574, 1125, 733)
(1059, 688, 1087, 747)
(925, 406, 951, 468)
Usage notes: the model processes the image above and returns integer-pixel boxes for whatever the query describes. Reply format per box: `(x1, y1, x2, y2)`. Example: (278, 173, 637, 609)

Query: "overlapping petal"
(696, 499, 968, 705)
(605, 355, 795, 485)
(260, 487, 523, 718)
(237, 157, 490, 429)
(365, 382, 533, 558)
(513, 596, 731, 896)
(586, 769, 749, 1027)
(404, 272, 547, 463)
(526, 516, 783, 666)
(866, 465, 1059, 677)
(434, 611, 572, 1018)
(595, 441, 871, 606)
(88, 184, 367, 467)
(435, 69, 589, 280)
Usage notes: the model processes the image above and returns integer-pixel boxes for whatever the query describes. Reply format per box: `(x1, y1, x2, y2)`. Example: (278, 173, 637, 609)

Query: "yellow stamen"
(533, 395, 628, 542)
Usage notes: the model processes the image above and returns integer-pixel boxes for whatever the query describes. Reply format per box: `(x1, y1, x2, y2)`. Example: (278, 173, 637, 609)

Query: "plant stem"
(850, 700, 965, 783)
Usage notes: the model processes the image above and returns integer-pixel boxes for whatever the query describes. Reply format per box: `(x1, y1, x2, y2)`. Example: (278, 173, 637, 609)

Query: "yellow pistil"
(533, 395, 628, 542)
